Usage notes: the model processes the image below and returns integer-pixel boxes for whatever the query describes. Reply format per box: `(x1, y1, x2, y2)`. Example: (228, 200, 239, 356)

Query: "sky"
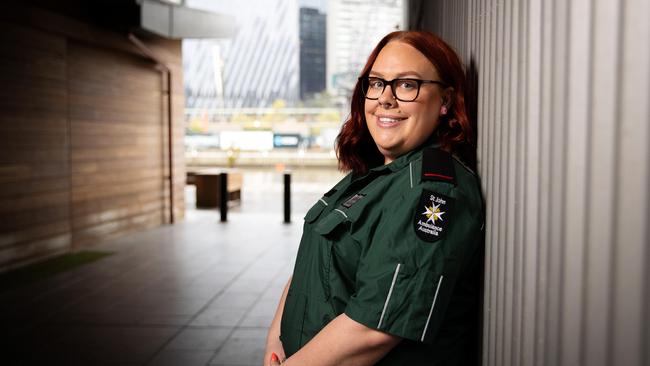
(186, 0, 328, 16)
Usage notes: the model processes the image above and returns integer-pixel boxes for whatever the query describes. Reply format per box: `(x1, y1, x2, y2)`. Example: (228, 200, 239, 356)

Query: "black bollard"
(220, 172, 228, 222)
(284, 171, 291, 223)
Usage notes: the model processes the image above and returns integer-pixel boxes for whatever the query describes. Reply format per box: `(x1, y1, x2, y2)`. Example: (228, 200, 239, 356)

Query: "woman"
(264, 30, 484, 366)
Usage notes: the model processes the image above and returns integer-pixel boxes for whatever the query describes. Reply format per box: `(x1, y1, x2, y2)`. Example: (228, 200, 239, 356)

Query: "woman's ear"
(443, 87, 455, 108)
(440, 87, 454, 115)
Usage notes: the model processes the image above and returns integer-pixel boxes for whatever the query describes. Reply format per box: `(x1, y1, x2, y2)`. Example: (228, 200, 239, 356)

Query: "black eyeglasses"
(359, 76, 448, 102)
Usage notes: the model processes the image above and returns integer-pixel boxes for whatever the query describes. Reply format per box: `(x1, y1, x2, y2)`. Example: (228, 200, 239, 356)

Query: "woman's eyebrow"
(368, 70, 425, 78)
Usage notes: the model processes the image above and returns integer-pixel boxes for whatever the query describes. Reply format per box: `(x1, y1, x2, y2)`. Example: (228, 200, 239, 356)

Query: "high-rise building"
(184, 0, 300, 110)
(299, 7, 327, 100)
(327, 0, 405, 105)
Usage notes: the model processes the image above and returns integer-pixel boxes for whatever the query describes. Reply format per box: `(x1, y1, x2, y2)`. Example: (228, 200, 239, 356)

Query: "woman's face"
(364, 41, 449, 164)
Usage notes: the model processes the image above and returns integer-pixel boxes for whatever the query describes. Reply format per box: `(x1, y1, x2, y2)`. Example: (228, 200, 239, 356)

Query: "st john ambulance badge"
(414, 190, 454, 242)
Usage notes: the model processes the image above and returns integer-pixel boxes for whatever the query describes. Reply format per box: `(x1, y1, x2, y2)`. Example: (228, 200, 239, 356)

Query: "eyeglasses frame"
(359, 76, 449, 102)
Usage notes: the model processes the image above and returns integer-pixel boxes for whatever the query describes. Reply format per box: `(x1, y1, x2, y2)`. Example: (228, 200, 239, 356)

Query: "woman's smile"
(374, 114, 408, 128)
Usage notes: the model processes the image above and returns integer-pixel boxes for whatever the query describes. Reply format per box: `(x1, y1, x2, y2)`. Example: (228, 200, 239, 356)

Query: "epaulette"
(421, 147, 456, 186)
(452, 154, 477, 176)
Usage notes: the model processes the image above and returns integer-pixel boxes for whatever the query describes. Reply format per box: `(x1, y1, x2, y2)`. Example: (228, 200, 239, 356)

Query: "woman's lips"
(376, 115, 407, 128)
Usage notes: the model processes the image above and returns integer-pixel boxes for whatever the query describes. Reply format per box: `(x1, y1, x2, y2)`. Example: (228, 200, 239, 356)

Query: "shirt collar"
(370, 135, 440, 173)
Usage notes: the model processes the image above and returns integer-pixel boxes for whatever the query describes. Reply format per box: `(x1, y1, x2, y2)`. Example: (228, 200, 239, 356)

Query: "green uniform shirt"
(280, 139, 484, 365)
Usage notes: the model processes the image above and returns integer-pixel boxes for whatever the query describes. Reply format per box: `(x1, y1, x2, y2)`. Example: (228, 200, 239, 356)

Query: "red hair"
(336, 31, 475, 174)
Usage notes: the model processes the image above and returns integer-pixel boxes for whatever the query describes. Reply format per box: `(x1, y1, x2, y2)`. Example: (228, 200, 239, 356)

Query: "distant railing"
(185, 107, 343, 117)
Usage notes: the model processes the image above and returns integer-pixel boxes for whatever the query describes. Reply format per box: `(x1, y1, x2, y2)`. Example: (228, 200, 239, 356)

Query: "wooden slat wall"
(0, 21, 71, 267)
(144, 38, 186, 223)
(0, 5, 186, 270)
(409, 1, 650, 365)
(68, 41, 165, 247)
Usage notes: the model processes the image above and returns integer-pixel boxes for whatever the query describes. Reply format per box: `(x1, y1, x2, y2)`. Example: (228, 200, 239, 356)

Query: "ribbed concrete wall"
(409, 1, 650, 365)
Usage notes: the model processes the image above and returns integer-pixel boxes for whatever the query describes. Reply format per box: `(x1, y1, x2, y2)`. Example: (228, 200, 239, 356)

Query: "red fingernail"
(271, 353, 279, 362)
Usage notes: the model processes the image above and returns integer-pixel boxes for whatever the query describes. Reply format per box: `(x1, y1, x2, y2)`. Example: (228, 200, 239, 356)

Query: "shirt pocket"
(310, 210, 350, 300)
(304, 198, 329, 223)
(314, 209, 348, 235)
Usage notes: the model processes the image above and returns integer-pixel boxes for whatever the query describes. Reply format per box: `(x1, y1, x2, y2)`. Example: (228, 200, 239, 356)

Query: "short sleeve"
(344, 185, 482, 344)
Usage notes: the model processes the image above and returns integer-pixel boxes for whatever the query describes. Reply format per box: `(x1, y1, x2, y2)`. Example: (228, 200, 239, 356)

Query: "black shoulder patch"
(414, 190, 455, 243)
(324, 188, 337, 197)
(422, 148, 456, 185)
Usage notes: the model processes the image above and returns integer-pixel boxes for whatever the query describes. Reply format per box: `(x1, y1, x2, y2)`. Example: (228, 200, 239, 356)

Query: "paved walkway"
(2, 170, 342, 366)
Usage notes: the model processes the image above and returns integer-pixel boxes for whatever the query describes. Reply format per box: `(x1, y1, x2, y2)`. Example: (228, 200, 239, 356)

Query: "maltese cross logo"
(422, 202, 445, 225)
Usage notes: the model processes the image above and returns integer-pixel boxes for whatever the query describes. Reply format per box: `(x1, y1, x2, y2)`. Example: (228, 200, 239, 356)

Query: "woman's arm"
(277, 313, 401, 366)
(264, 276, 292, 365)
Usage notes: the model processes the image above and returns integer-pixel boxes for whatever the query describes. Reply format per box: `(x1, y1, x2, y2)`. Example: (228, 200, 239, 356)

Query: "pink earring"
(440, 105, 448, 115)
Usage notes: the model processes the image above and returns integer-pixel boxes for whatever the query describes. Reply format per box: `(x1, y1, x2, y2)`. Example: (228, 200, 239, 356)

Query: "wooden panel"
(0, 74, 67, 101)
(67, 68, 161, 95)
(72, 178, 163, 202)
(70, 146, 163, 162)
(0, 20, 70, 269)
(0, 220, 69, 248)
(0, 191, 69, 215)
(73, 201, 164, 231)
(69, 94, 161, 117)
(68, 40, 166, 247)
(72, 196, 164, 224)
(72, 210, 163, 247)
(0, 233, 70, 266)
(71, 167, 164, 187)
(0, 115, 67, 132)
(0, 176, 70, 198)
(69, 108, 164, 126)
(0, 6, 186, 270)
(0, 131, 70, 149)
(0, 148, 68, 164)
(0, 21, 67, 57)
(71, 159, 167, 175)
(0, 205, 69, 232)
(71, 120, 164, 136)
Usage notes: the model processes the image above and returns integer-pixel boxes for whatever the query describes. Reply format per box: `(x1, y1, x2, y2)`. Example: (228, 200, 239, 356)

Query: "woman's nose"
(377, 84, 397, 108)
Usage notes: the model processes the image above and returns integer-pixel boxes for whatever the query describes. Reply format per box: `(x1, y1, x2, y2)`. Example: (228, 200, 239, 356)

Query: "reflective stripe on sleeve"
(421, 275, 444, 341)
(334, 208, 348, 219)
(377, 263, 401, 329)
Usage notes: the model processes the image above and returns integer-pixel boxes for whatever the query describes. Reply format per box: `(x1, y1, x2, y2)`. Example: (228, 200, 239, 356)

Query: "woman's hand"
(263, 276, 291, 366)
(264, 338, 286, 366)
(268, 351, 284, 365)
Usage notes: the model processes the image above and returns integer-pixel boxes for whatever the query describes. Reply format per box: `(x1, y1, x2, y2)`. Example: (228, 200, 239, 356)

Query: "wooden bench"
(189, 169, 243, 208)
